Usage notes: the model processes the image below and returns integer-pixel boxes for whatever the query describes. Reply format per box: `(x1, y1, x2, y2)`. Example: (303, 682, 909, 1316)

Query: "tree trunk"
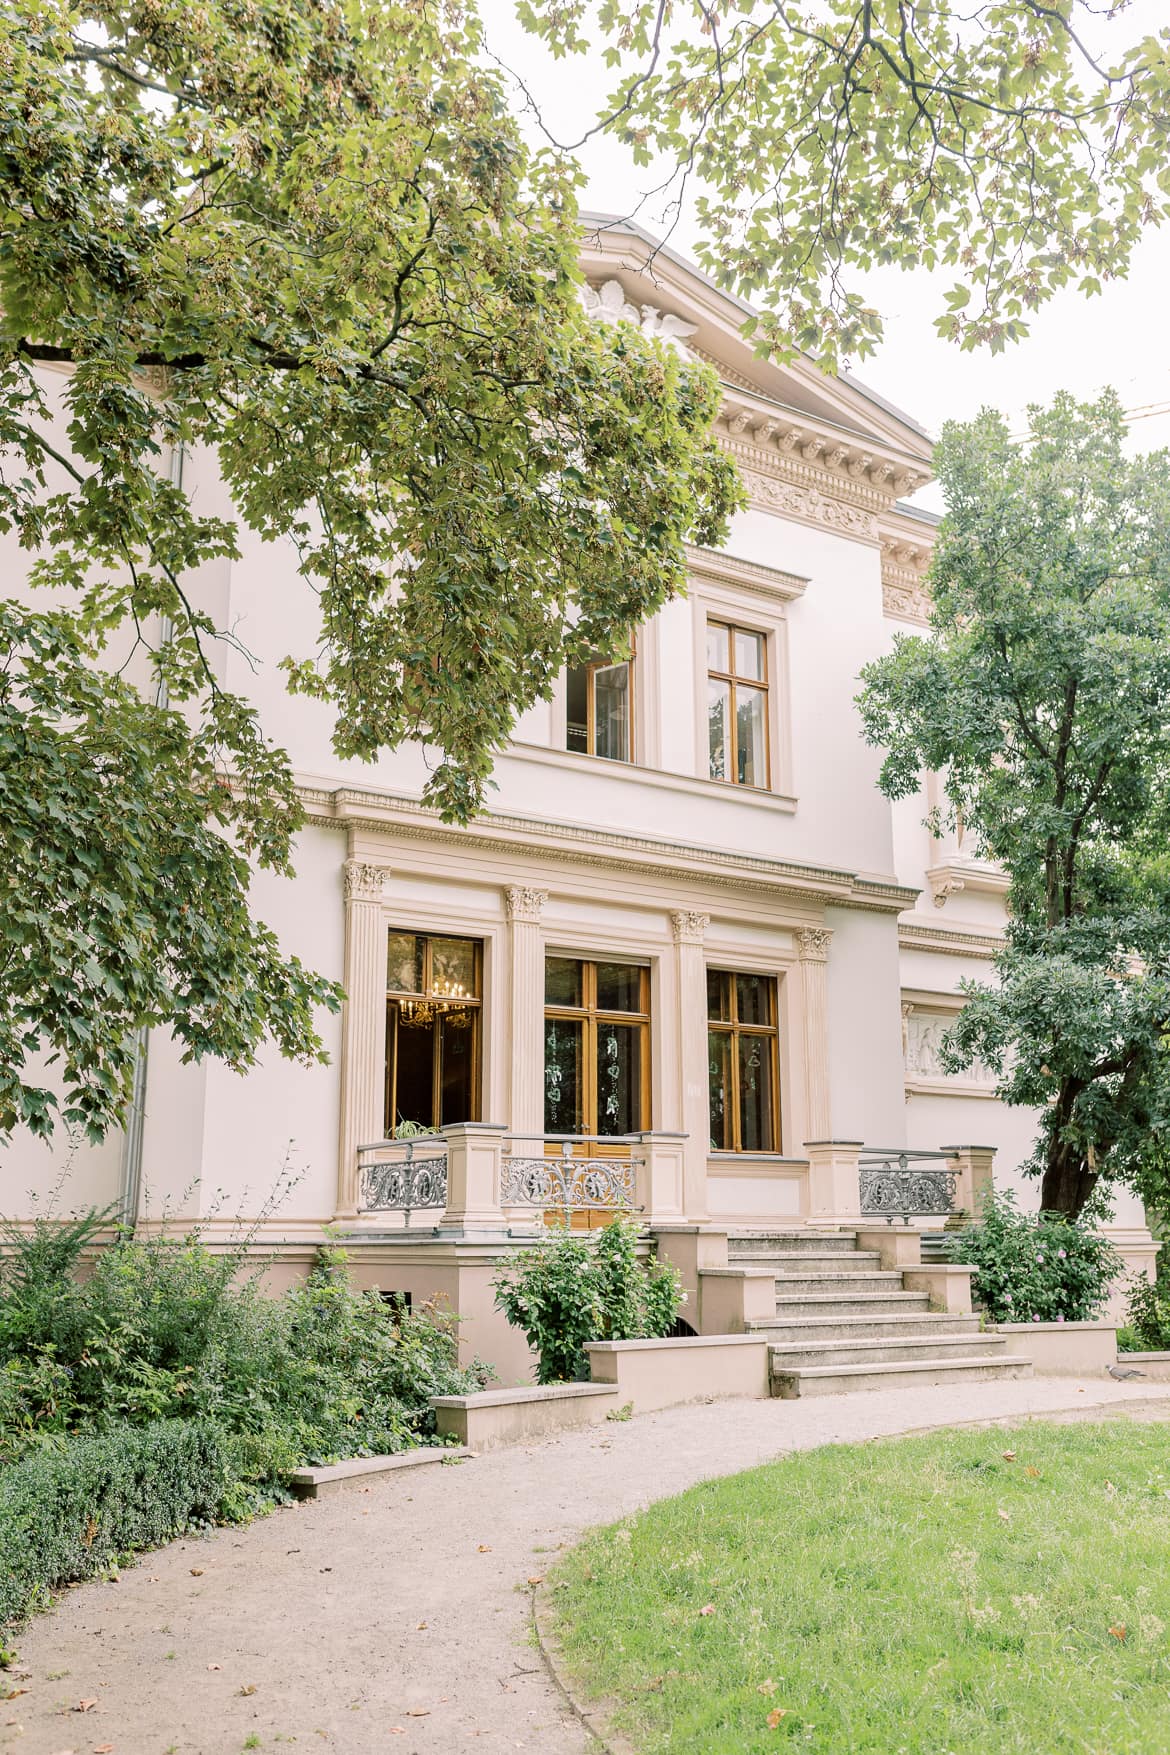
(1039, 1142, 1097, 1220)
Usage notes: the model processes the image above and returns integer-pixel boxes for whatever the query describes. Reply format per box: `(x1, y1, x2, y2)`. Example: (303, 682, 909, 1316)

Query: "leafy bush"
(1118, 1276, 1170, 1352)
(0, 1420, 229, 1627)
(944, 1191, 1121, 1324)
(0, 1220, 489, 1480)
(493, 1218, 684, 1384)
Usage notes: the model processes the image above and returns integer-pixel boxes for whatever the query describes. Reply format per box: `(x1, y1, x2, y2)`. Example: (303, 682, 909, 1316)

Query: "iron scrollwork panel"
(360, 1153, 448, 1217)
(859, 1163, 958, 1219)
(501, 1155, 637, 1212)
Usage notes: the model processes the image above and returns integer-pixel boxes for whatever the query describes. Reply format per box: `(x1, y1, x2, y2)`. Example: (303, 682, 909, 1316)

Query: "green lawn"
(547, 1421, 1170, 1753)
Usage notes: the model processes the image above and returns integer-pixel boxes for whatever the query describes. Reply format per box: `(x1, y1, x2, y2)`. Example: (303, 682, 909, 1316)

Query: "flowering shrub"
(1118, 1275, 1170, 1353)
(492, 1217, 684, 1384)
(944, 1190, 1120, 1324)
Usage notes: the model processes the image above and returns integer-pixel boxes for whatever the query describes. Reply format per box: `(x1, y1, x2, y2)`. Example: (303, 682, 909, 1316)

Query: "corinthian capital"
(505, 885, 548, 923)
(796, 926, 832, 963)
(670, 909, 709, 946)
(344, 860, 387, 903)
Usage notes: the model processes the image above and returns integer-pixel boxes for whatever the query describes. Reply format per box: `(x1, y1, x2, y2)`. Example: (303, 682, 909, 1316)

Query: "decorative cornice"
(796, 926, 833, 962)
(343, 859, 388, 903)
(925, 860, 1010, 909)
(739, 467, 879, 543)
(717, 404, 929, 518)
(898, 921, 1005, 960)
(670, 909, 709, 945)
(504, 884, 548, 924)
(880, 535, 933, 626)
(685, 543, 808, 603)
(301, 783, 921, 917)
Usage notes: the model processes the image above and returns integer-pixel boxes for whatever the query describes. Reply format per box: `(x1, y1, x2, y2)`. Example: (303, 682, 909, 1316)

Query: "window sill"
(505, 741, 797, 814)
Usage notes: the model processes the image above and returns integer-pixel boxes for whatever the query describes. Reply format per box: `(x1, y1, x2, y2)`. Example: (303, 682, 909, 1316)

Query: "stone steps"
(775, 1291, 933, 1317)
(772, 1270, 906, 1296)
(772, 1354, 1032, 1399)
(768, 1332, 1007, 1370)
(729, 1231, 859, 1256)
(751, 1311, 982, 1344)
(732, 1250, 885, 1275)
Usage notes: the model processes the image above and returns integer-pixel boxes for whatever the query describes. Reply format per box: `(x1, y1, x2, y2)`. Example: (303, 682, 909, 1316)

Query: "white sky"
(483, 1, 1170, 510)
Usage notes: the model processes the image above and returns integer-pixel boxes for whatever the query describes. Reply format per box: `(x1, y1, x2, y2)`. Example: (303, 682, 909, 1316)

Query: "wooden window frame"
(543, 958, 651, 1135)
(707, 969, 781, 1153)
(566, 637, 636, 764)
(706, 618, 771, 789)
(385, 933, 482, 1135)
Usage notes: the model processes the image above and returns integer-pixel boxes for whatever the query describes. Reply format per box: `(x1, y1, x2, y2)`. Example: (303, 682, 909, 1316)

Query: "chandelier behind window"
(399, 975, 473, 1030)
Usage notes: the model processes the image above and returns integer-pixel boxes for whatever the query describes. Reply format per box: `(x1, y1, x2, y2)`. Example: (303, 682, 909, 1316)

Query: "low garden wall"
(990, 1321, 1118, 1375)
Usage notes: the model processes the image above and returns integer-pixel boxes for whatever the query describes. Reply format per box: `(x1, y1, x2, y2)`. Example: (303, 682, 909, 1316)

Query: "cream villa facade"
(6, 218, 1156, 1379)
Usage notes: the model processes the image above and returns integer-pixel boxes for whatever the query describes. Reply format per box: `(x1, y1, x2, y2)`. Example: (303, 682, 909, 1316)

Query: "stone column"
(672, 909, 710, 1223)
(942, 1144, 996, 1225)
(796, 926, 833, 1144)
(804, 1140, 862, 1225)
(505, 885, 548, 1137)
(334, 859, 389, 1221)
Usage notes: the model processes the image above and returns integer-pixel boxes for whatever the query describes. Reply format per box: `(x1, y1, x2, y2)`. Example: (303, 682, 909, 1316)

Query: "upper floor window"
(707, 969, 780, 1152)
(566, 644, 634, 763)
(385, 932, 481, 1135)
(707, 620, 768, 787)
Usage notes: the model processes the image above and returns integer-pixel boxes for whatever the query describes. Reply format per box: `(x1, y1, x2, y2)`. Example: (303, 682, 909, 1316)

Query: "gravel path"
(6, 1377, 1170, 1755)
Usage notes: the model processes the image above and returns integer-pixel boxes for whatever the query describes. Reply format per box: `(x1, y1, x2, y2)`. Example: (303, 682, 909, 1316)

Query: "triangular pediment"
(579, 215, 934, 501)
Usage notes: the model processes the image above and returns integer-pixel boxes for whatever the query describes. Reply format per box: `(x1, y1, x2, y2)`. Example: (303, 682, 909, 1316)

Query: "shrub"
(0, 1420, 229, 1628)
(493, 1217, 684, 1384)
(0, 1223, 490, 1478)
(944, 1190, 1121, 1324)
(1118, 1276, 1170, 1352)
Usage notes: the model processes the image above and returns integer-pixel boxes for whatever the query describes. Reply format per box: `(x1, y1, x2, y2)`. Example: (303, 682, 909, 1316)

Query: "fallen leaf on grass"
(1024, 1466, 1040, 1479)
(1001, 1451, 1016, 1462)
(74, 1701, 98, 1714)
(698, 1604, 716, 1617)
(767, 1708, 789, 1728)
(997, 1509, 1011, 1523)
(1110, 1624, 1127, 1641)
(526, 1576, 544, 1587)
(2, 1689, 28, 1701)
(757, 1680, 778, 1696)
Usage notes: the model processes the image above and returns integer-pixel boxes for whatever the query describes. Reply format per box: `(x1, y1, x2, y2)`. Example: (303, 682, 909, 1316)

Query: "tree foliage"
(0, 0, 740, 1139)
(858, 391, 1170, 1218)
(518, 1, 1170, 366)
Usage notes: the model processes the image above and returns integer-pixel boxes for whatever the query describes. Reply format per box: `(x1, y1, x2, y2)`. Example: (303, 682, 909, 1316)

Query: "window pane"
(734, 628, 765, 681)
(707, 969, 732, 1021)
(431, 937, 477, 1000)
(707, 1030, 732, 1150)
(390, 1003, 435, 1132)
(566, 665, 589, 754)
(593, 662, 631, 762)
(544, 1017, 584, 1133)
(439, 1010, 475, 1126)
(545, 956, 583, 1008)
(736, 684, 767, 787)
(595, 1021, 641, 1135)
(387, 932, 423, 994)
(738, 1033, 776, 1152)
(595, 961, 643, 1013)
(706, 621, 729, 671)
(708, 678, 730, 781)
(735, 973, 773, 1027)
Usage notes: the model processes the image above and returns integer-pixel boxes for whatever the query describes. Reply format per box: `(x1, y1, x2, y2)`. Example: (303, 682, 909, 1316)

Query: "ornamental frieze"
(740, 468, 879, 541)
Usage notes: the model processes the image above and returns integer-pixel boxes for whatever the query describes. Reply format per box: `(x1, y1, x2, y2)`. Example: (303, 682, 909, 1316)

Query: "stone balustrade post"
(804, 1140, 862, 1225)
(441, 1122, 509, 1232)
(672, 910, 711, 1223)
(505, 886, 548, 1136)
(942, 1144, 996, 1225)
(634, 1132, 687, 1226)
(335, 859, 390, 1221)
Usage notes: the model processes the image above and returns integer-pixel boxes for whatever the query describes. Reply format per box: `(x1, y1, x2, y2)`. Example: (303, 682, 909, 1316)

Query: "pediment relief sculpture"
(580, 278, 698, 357)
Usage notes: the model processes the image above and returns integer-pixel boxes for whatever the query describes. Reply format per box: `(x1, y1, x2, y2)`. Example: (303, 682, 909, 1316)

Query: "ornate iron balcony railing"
(859, 1149, 958, 1223)
(358, 1137, 448, 1224)
(502, 1136, 642, 1218)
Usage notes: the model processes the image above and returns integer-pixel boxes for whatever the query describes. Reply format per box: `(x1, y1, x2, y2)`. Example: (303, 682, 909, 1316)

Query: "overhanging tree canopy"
(518, 0, 1170, 366)
(0, 0, 740, 1140)
(858, 391, 1170, 1218)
